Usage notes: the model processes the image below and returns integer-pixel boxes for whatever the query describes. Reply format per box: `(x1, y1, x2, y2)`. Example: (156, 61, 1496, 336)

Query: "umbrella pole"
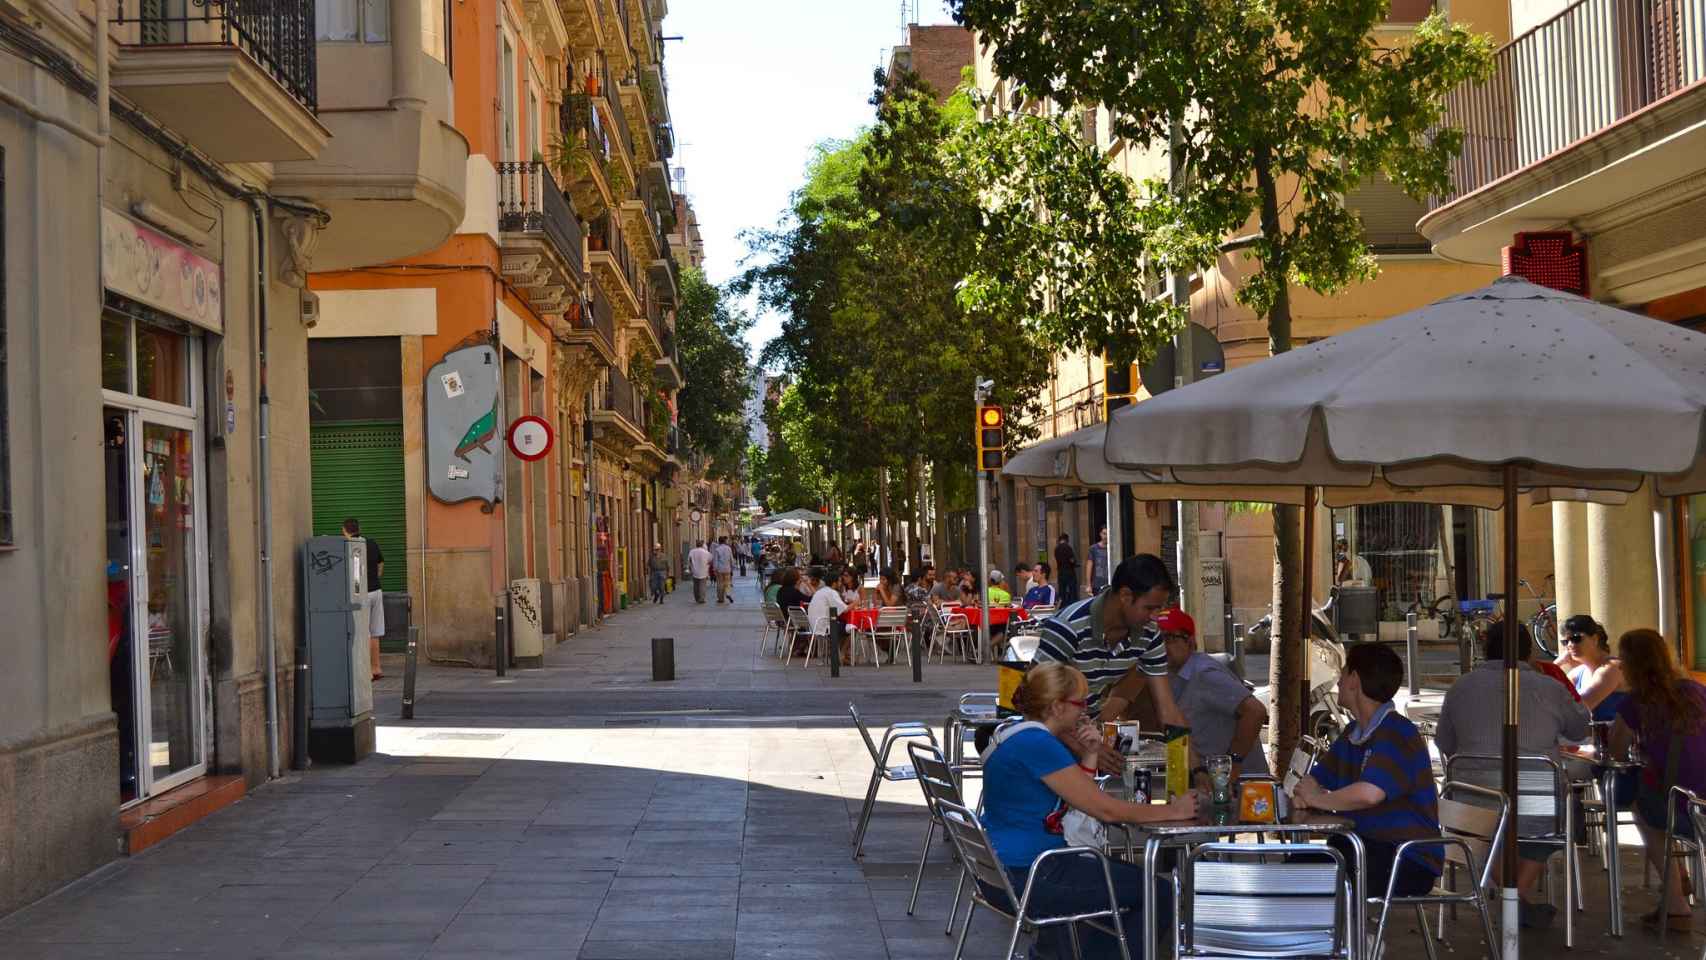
(1501, 464, 1521, 960)
(1300, 486, 1316, 738)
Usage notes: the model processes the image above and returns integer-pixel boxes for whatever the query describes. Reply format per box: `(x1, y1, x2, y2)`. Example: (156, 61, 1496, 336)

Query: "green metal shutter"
(310, 420, 408, 601)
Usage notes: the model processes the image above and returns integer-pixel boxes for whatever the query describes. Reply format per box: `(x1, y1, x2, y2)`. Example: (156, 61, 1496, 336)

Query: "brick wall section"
(892, 24, 975, 105)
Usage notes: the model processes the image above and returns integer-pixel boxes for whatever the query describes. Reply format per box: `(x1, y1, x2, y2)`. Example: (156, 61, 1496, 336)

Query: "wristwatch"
(1228, 752, 1245, 764)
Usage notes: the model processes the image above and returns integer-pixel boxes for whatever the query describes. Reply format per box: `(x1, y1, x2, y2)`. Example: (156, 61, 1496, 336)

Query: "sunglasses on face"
(1565, 633, 1586, 643)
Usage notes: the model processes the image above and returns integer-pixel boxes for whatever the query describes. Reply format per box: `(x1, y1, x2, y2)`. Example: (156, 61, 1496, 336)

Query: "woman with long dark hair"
(1608, 628, 1706, 930)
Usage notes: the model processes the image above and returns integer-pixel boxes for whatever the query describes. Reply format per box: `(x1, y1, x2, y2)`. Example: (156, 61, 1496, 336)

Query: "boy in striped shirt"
(1294, 642, 1442, 897)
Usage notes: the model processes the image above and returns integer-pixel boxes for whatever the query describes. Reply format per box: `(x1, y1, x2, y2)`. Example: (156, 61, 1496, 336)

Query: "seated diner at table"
(980, 661, 1199, 959)
(988, 570, 1013, 606)
(1555, 614, 1629, 721)
(837, 568, 862, 608)
(763, 570, 784, 608)
(1023, 562, 1058, 609)
(1607, 628, 1706, 931)
(1035, 554, 1195, 772)
(776, 568, 809, 611)
(1291, 642, 1442, 899)
(1435, 621, 1588, 928)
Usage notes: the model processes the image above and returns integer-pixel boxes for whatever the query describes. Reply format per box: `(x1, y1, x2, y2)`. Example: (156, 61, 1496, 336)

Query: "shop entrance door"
(105, 405, 207, 801)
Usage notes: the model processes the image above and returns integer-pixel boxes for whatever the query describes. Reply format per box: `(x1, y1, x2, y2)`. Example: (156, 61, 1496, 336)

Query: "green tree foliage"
(741, 69, 1054, 522)
(675, 267, 754, 480)
(950, 0, 1493, 752)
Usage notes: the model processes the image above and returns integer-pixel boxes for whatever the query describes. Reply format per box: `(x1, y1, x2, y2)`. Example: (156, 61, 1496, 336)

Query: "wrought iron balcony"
(111, 0, 317, 110)
(498, 161, 584, 277)
(1433, 0, 1706, 207)
(588, 212, 640, 315)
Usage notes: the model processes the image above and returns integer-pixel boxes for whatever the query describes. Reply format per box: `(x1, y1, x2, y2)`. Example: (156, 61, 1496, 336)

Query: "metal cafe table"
(1107, 807, 1367, 960)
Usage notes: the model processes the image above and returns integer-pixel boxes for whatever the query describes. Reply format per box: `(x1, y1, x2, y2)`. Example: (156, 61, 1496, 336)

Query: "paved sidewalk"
(2, 577, 1699, 958)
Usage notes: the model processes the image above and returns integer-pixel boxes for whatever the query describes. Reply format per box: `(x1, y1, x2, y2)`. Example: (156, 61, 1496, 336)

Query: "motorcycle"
(1245, 588, 1353, 741)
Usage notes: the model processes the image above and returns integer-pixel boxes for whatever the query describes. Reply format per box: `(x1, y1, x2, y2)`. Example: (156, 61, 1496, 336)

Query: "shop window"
(102, 312, 130, 392)
(102, 302, 196, 413)
(135, 324, 189, 406)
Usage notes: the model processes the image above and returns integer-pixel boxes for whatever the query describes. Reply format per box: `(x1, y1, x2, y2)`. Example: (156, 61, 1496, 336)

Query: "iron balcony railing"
(497, 161, 584, 274)
(600, 61, 636, 160)
(647, 295, 668, 350)
(562, 95, 611, 165)
(1434, 0, 1706, 206)
(589, 287, 617, 352)
(604, 366, 645, 431)
(590, 213, 637, 294)
(111, 0, 317, 110)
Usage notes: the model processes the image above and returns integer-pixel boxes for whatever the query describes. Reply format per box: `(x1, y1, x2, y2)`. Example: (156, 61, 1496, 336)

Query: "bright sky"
(662, 1, 960, 356)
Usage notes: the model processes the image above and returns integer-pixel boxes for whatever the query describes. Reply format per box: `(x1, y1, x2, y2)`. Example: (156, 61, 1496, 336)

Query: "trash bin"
(1333, 586, 1380, 639)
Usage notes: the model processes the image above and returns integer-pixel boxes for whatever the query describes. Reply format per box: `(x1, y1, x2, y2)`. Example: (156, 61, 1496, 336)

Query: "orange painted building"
(308, 0, 684, 665)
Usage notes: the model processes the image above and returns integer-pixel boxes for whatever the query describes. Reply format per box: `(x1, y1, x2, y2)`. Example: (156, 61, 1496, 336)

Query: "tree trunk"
(1256, 149, 1306, 762)
(878, 466, 891, 569)
(932, 465, 950, 572)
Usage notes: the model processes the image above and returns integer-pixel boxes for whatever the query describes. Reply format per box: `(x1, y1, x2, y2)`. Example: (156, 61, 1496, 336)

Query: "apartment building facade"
(1419, 0, 1706, 658)
(0, 0, 468, 914)
(305, 0, 684, 666)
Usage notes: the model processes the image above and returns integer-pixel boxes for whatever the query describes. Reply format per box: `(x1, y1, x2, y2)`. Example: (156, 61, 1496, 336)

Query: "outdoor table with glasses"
(1561, 741, 1643, 936)
(950, 603, 1030, 629)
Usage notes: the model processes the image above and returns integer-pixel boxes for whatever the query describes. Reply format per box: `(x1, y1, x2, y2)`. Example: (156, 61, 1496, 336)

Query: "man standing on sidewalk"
(689, 540, 712, 604)
(1055, 532, 1080, 603)
(713, 536, 735, 603)
(343, 518, 385, 681)
(1088, 526, 1110, 596)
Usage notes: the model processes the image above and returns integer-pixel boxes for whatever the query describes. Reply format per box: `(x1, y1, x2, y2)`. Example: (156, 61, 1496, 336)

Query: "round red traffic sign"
(506, 415, 553, 461)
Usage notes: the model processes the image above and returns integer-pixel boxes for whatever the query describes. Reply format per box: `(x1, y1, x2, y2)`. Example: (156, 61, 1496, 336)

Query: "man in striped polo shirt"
(1294, 642, 1441, 898)
(1034, 554, 1193, 769)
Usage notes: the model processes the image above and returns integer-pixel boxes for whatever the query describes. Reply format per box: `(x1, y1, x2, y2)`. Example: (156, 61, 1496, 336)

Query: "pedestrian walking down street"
(713, 536, 735, 603)
(648, 543, 668, 604)
(752, 537, 766, 581)
(1055, 532, 1079, 604)
(343, 518, 386, 681)
(737, 540, 748, 577)
(1088, 526, 1110, 596)
(688, 540, 712, 603)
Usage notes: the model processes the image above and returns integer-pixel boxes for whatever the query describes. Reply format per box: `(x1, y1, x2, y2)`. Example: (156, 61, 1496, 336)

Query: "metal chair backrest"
(1283, 735, 1323, 794)
(908, 741, 964, 817)
(1445, 753, 1568, 839)
(785, 606, 811, 630)
(1028, 605, 1057, 620)
(1182, 842, 1348, 958)
(763, 604, 785, 626)
(876, 606, 909, 630)
(1437, 780, 1509, 890)
(945, 612, 971, 631)
(849, 703, 883, 763)
(935, 799, 1019, 903)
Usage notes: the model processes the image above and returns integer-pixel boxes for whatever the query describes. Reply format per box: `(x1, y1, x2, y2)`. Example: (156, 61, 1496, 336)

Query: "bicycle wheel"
(1529, 603, 1559, 658)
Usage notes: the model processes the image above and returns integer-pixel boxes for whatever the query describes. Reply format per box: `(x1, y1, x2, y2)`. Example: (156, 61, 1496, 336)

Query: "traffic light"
(976, 405, 1005, 470)
(1103, 355, 1139, 422)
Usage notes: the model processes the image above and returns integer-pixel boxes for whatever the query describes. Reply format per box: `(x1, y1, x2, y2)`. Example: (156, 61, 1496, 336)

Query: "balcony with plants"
(109, 0, 329, 161)
(588, 211, 641, 319)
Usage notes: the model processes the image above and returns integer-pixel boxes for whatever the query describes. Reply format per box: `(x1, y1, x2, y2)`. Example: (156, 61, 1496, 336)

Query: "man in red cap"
(1149, 607, 1271, 778)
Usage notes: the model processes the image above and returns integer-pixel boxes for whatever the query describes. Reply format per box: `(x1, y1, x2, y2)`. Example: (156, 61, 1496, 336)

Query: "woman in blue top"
(981, 662, 1199, 959)
(1555, 614, 1629, 721)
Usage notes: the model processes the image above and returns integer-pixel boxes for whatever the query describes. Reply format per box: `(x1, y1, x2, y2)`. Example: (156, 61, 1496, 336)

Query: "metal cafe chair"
(1445, 753, 1582, 947)
(904, 742, 975, 935)
(872, 606, 910, 667)
(938, 610, 977, 663)
(848, 703, 938, 860)
(781, 607, 811, 666)
(936, 798, 1135, 960)
(1368, 780, 1508, 960)
(1659, 785, 1706, 942)
(759, 603, 787, 657)
(1179, 842, 1352, 960)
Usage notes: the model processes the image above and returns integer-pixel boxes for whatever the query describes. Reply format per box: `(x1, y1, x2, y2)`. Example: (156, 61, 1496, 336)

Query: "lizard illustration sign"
(427, 344, 504, 505)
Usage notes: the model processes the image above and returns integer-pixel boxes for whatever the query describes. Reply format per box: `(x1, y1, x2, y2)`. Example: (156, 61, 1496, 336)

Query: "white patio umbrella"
(764, 508, 831, 524)
(1103, 275, 1706, 956)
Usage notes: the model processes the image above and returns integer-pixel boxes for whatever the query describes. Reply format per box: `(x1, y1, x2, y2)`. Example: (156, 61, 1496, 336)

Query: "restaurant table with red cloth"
(950, 605, 1029, 628)
(840, 608, 883, 632)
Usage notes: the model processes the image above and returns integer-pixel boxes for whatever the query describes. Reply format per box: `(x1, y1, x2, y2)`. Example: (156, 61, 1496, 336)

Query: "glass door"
(138, 418, 204, 789)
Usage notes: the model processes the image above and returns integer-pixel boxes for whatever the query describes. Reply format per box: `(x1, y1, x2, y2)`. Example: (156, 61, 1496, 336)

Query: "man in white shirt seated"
(806, 566, 850, 667)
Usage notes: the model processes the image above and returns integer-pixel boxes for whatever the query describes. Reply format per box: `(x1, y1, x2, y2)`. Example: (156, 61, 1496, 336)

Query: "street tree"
(675, 268, 754, 481)
(949, 0, 1493, 752)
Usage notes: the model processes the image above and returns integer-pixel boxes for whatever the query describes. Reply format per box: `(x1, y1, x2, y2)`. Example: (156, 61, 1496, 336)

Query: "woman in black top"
(776, 567, 809, 610)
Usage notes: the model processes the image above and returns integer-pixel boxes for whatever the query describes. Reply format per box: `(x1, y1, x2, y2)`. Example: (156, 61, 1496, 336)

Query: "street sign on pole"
(974, 378, 995, 661)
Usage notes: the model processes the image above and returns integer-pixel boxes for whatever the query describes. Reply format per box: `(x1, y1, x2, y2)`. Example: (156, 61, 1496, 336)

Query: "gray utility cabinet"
(303, 535, 375, 762)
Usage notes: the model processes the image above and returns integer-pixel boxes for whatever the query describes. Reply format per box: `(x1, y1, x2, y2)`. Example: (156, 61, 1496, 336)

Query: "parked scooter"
(1246, 588, 1353, 740)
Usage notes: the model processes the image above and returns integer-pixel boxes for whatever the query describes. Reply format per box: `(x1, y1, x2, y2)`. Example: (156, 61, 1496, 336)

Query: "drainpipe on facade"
(248, 197, 286, 778)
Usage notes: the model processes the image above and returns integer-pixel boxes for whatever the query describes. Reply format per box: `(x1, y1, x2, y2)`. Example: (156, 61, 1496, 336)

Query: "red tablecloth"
(841, 608, 882, 632)
(953, 605, 1028, 628)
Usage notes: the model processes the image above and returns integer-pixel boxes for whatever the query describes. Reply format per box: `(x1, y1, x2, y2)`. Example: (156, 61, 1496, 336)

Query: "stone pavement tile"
(575, 939, 734, 960)
(459, 881, 608, 917)
(358, 863, 498, 888)
(593, 900, 737, 924)
(586, 917, 737, 941)
(267, 939, 431, 960)
(606, 875, 740, 896)
(380, 838, 521, 865)
(731, 936, 891, 960)
(430, 914, 595, 952)
(483, 865, 617, 886)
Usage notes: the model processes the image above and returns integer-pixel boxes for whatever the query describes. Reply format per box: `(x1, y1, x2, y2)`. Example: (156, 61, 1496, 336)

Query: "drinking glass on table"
(1207, 755, 1235, 807)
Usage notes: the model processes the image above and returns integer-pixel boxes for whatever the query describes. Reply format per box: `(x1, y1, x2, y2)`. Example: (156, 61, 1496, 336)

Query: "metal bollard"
(494, 597, 508, 678)
(1406, 612, 1420, 697)
(827, 620, 842, 678)
(911, 618, 923, 684)
(651, 637, 675, 681)
(1223, 611, 1235, 656)
(1231, 622, 1245, 680)
(402, 625, 420, 720)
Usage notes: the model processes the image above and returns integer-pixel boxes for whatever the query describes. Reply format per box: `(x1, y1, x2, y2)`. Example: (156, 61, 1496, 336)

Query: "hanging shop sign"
(101, 208, 223, 332)
(426, 343, 502, 505)
(507, 415, 553, 461)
